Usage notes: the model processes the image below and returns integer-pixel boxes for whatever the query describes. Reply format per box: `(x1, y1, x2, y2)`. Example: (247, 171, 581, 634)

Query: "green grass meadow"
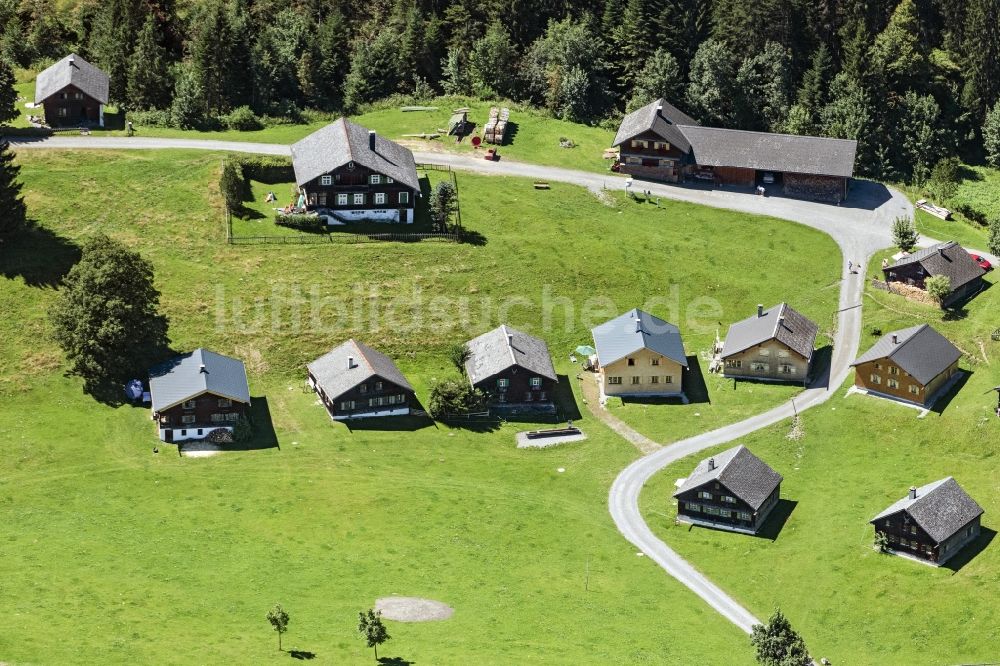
(0, 148, 845, 663)
(640, 256, 1000, 665)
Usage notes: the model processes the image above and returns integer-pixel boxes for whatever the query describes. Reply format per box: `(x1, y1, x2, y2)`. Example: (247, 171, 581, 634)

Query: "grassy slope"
(0, 148, 840, 664)
(640, 255, 1000, 665)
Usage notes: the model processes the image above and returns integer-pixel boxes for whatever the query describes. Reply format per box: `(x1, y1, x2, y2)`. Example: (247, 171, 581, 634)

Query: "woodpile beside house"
(784, 173, 846, 203)
(484, 107, 510, 144)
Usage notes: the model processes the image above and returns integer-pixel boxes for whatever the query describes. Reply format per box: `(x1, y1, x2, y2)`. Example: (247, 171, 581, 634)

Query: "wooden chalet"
(673, 445, 782, 534)
(612, 98, 857, 203)
(34, 54, 109, 128)
(464, 325, 558, 409)
(720, 303, 818, 384)
(871, 478, 983, 566)
(851, 324, 961, 407)
(592, 309, 688, 399)
(882, 241, 986, 307)
(148, 349, 251, 443)
(291, 118, 420, 224)
(307, 339, 415, 420)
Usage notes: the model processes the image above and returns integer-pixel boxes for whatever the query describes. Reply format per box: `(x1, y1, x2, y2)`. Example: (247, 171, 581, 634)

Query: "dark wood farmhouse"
(34, 54, 109, 128)
(721, 303, 818, 384)
(592, 309, 688, 399)
(851, 324, 961, 407)
(882, 241, 986, 307)
(291, 118, 420, 224)
(148, 349, 251, 443)
(612, 98, 857, 203)
(308, 339, 415, 420)
(464, 325, 558, 410)
(871, 477, 983, 566)
(673, 445, 782, 534)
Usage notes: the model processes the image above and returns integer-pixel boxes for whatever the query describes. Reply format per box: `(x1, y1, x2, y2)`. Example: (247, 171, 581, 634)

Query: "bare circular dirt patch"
(375, 596, 454, 622)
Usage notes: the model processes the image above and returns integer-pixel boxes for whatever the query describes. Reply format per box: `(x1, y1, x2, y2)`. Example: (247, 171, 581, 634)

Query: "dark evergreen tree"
(0, 57, 17, 125)
(0, 138, 27, 235)
(298, 9, 350, 111)
(87, 0, 143, 105)
(189, 0, 235, 115)
(961, 0, 1000, 121)
(127, 14, 172, 110)
(344, 27, 403, 111)
(654, 0, 712, 78)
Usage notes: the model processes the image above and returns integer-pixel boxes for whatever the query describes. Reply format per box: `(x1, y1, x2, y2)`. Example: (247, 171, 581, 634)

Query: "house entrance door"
(165, 429, 173, 443)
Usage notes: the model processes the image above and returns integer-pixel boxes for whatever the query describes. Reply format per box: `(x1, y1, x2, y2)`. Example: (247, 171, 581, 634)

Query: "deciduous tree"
(626, 48, 683, 112)
(358, 608, 390, 661)
(266, 603, 289, 651)
(685, 39, 738, 126)
(984, 101, 1000, 167)
(49, 234, 170, 399)
(987, 217, 1000, 257)
(925, 274, 952, 306)
(468, 21, 518, 99)
(750, 608, 811, 666)
(892, 216, 919, 251)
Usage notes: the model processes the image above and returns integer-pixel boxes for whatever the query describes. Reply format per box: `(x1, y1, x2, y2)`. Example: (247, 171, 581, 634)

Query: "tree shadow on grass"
(753, 499, 797, 541)
(944, 527, 996, 573)
(378, 657, 415, 666)
(287, 649, 316, 660)
(0, 221, 80, 288)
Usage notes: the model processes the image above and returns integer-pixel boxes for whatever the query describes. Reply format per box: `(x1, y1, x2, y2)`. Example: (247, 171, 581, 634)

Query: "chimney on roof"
(348, 356, 355, 369)
(891, 334, 899, 345)
(656, 102, 663, 116)
(777, 315, 785, 329)
(757, 304, 764, 318)
(199, 364, 206, 373)
(368, 130, 376, 151)
(68, 56, 75, 66)
(909, 486, 917, 500)
(708, 457, 716, 471)
(507, 333, 514, 346)
(635, 318, 642, 333)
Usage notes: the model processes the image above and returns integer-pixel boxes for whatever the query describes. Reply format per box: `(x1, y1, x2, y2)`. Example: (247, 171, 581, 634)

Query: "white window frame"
(698, 491, 712, 500)
(399, 191, 409, 204)
(353, 193, 365, 205)
(337, 193, 348, 206)
(374, 192, 386, 205)
(608, 376, 622, 385)
(320, 175, 332, 186)
(181, 414, 196, 424)
(370, 174, 381, 185)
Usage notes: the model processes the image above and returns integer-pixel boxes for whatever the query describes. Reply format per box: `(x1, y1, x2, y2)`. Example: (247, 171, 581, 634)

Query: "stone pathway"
(578, 373, 660, 455)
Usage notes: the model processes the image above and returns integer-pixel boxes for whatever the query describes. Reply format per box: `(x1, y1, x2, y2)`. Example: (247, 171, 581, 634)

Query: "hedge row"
(275, 213, 326, 232)
(219, 155, 295, 212)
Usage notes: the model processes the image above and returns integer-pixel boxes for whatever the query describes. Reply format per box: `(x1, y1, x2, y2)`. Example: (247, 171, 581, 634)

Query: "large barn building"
(613, 99, 858, 203)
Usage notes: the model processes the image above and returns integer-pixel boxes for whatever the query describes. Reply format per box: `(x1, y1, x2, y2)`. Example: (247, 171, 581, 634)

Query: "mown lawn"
(1, 148, 837, 663)
(640, 256, 1000, 665)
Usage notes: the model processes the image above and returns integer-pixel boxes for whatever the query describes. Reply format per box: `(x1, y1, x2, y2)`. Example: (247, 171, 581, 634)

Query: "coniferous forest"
(2, 0, 1000, 182)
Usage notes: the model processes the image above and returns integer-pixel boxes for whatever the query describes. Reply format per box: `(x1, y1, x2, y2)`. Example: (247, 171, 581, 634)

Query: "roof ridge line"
(349, 338, 375, 374)
(771, 303, 786, 338)
(501, 324, 518, 368)
(341, 117, 354, 165)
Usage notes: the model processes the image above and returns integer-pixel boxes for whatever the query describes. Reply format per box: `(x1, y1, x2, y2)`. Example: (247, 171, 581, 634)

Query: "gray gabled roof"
(852, 324, 961, 385)
(871, 477, 983, 544)
(149, 348, 251, 412)
(290, 118, 420, 190)
(884, 241, 986, 291)
(679, 125, 857, 178)
(672, 445, 782, 511)
(308, 339, 414, 400)
(464, 325, 557, 386)
(612, 98, 698, 153)
(721, 303, 819, 360)
(35, 53, 110, 105)
(592, 309, 688, 368)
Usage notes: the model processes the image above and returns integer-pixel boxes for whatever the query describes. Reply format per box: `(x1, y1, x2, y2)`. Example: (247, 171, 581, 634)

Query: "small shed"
(448, 111, 468, 135)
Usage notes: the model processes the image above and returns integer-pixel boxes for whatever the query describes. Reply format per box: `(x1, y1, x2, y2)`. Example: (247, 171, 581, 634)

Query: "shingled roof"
(673, 445, 782, 511)
(680, 126, 857, 178)
(35, 53, 110, 105)
(149, 349, 251, 412)
(290, 118, 420, 190)
(308, 339, 414, 401)
(721, 303, 819, 360)
(464, 325, 557, 386)
(852, 324, 961, 385)
(611, 98, 858, 178)
(592, 309, 688, 368)
(612, 98, 699, 153)
(871, 477, 983, 544)
(884, 241, 986, 291)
